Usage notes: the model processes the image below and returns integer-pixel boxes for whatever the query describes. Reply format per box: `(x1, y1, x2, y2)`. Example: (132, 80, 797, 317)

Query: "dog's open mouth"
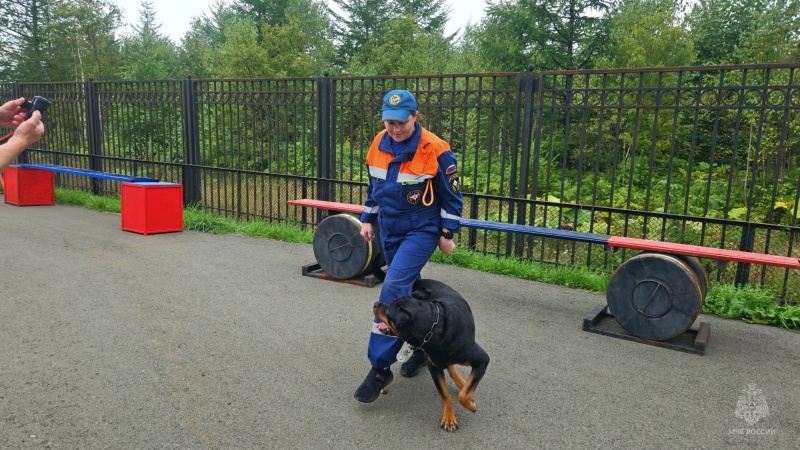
(373, 302, 398, 336)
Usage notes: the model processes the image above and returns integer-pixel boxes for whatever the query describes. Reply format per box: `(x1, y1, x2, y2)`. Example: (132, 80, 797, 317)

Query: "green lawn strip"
(702, 284, 800, 330)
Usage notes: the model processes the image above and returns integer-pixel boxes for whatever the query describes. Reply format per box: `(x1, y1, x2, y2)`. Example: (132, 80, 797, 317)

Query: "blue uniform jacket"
(359, 124, 462, 233)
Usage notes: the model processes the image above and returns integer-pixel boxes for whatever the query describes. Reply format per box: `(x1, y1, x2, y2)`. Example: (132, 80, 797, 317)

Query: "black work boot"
(354, 367, 394, 403)
(399, 349, 427, 378)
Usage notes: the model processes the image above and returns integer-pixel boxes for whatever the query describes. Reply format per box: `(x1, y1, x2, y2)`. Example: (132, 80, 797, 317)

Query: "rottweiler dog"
(373, 279, 490, 431)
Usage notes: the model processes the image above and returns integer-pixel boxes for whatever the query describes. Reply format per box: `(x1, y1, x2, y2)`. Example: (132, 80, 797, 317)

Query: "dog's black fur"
(373, 279, 490, 431)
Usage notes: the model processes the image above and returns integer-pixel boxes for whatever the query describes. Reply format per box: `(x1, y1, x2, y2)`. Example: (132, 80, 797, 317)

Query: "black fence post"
(515, 64, 539, 257)
(316, 72, 333, 224)
(181, 76, 202, 206)
(12, 81, 28, 164)
(735, 223, 756, 287)
(85, 79, 103, 195)
(317, 72, 333, 195)
(502, 72, 526, 257)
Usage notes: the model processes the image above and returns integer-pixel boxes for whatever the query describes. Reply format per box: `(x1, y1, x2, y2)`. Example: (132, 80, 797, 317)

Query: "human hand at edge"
(0, 98, 26, 128)
(8, 111, 45, 147)
(438, 236, 456, 255)
(360, 222, 374, 241)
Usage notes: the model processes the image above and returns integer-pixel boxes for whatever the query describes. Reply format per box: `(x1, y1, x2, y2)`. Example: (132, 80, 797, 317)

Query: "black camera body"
(23, 96, 50, 118)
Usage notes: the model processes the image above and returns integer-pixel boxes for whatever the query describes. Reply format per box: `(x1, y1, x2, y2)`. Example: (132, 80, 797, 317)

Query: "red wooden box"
(2, 165, 55, 206)
(120, 182, 183, 235)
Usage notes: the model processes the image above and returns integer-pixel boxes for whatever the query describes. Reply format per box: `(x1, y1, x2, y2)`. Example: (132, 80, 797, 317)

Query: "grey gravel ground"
(1, 201, 798, 449)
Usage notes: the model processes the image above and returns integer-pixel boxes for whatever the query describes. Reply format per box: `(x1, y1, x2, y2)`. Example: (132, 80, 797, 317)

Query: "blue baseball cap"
(381, 90, 417, 122)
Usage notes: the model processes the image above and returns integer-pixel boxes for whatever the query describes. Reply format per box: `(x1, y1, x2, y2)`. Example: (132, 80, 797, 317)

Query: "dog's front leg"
(458, 347, 490, 413)
(427, 363, 458, 431)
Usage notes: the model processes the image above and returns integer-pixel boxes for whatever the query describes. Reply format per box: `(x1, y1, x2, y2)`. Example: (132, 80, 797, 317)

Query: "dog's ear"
(411, 286, 432, 300)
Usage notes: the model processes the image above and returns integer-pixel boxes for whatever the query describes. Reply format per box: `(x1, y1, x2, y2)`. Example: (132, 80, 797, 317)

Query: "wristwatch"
(441, 230, 454, 239)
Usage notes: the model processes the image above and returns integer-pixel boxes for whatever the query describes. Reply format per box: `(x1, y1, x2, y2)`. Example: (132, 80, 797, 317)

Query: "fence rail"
(2, 63, 799, 300)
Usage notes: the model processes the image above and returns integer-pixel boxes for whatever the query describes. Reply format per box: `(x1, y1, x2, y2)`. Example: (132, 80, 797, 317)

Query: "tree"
(397, 0, 452, 34)
(329, 0, 456, 70)
(734, 0, 800, 63)
(119, 0, 178, 80)
(0, 0, 122, 82)
(47, 0, 123, 81)
(232, 0, 293, 27)
(206, 18, 268, 78)
(471, 0, 611, 71)
(0, 0, 52, 81)
(348, 14, 456, 75)
(282, 0, 336, 73)
(329, 0, 393, 66)
(687, 0, 800, 65)
(179, 0, 240, 78)
(452, 22, 492, 72)
(184, 0, 334, 78)
(688, 0, 750, 64)
(599, 0, 695, 69)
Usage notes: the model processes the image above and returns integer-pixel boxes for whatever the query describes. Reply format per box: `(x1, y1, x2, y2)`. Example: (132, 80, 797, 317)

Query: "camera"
(23, 96, 50, 118)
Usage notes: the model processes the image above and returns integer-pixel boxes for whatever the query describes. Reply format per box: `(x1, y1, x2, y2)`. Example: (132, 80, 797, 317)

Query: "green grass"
(703, 284, 800, 330)
(55, 187, 122, 213)
(51, 188, 800, 331)
(430, 247, 609, 292)
(183, 205, 314, 243)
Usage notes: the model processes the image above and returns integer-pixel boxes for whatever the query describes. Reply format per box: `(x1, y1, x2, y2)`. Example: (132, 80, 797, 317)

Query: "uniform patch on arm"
(445, 164, 457, 174)
(448, 174, 460, 193)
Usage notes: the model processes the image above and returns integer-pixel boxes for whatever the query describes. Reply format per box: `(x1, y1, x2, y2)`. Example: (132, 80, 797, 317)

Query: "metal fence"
(2, 63, 800, 300)
(528, 64, 800, 301)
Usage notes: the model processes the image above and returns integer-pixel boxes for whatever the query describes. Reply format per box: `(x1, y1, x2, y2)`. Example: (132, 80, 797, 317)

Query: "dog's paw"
(440, 414, 459, 432)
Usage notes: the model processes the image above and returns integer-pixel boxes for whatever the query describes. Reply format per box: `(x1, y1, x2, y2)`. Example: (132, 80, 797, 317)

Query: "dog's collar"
(411, 305, 439, 351)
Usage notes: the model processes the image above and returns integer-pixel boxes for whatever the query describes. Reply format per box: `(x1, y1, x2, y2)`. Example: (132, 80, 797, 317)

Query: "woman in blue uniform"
(354, 89, 463, 403)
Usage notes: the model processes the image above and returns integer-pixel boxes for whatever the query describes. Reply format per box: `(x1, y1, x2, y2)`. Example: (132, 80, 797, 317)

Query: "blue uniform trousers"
(367, 217, 440, 369)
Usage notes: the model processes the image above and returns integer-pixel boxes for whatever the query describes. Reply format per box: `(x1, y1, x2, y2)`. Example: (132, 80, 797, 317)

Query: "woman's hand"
(360, 221, 374, 241)
(438, 236, 456, 254)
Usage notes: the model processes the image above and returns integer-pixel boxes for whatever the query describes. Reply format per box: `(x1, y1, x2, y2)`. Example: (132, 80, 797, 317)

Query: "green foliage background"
(1, 0, 798, 82)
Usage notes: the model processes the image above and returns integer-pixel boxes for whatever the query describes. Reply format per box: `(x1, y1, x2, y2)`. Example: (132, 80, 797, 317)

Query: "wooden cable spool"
(312, 214, 384, 280)
(607, 252, 706, 341)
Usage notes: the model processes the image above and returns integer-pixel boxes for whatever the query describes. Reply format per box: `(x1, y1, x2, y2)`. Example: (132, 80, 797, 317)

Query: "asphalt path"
(1, 202, 799, 449)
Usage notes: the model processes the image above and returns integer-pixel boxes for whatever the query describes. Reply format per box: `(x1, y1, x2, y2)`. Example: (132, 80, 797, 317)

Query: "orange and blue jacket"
(359, 124, 463, 233)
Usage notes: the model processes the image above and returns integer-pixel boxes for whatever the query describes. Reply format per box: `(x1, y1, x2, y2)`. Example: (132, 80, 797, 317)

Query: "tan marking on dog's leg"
(436, 372, 459, 431)
(457, 371, 478, 412)
(448, 365, 466, 389)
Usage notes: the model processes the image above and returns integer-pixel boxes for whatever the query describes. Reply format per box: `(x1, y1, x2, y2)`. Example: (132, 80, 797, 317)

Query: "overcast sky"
(113, 0, 490, 43)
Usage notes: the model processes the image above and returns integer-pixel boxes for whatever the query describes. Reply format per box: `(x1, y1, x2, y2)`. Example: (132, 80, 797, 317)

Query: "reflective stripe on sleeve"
(368, 166, 387, 180)
(441, 209, 461, 221)
(364, 205, 379, 214)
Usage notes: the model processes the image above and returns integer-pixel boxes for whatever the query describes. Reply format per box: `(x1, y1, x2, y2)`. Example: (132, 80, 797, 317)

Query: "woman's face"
(383, 113, 417, 142)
